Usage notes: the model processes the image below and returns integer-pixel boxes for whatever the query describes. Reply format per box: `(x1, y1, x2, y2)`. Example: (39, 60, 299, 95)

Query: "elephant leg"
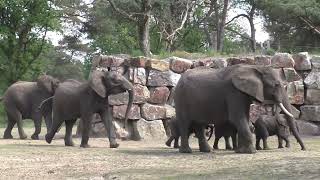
(100, 109, 119, 148)
(256, 137, 262, 150)
(173, 137, 180, 148)
(9, 111, 27, 140)
(277, 136, 284, 148)
(231, 134, 238, 150)
(224, 136, 232, 150)
(3, 118, 15, 139)
(284, 137, 290, 148)
(195, 126, 211, 153)
(80, 115, 92, 148)
(178, 119, 192, 153)
(228, 96, 255, 154)
(45, 115, 64, 144)
(64, 119, 77, 146)
(262, 137, 270, 150)
(213, 136, 220, 149)
(44, 113, 52, 133)
(31, 113, 42, 140)
(131, 120, 141, 141)
(165, 136, 174, 147)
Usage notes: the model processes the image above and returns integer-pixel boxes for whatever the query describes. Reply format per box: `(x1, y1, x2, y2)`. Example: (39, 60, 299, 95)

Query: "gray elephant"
(212, 122, 237, 150)
(254, 113, 291, 150)
(1, 75, 59, 140)
(44, 70, 134, 148)
(174, 64, 305, 153)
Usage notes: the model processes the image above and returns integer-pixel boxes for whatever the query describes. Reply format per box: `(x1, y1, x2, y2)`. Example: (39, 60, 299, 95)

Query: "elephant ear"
(89, 70, 107, 98)
(37, 75, 54, 94)
(231, 68, 264, 102)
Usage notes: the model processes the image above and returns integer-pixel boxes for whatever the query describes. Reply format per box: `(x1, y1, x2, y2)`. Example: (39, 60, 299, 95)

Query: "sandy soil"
(0, 128, 320, 180)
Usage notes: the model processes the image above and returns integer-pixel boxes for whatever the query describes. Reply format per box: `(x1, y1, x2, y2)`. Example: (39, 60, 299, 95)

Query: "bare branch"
(225, 14, 249, 25)
(299, 16, 320, 35)
(107, 0, 138, 22)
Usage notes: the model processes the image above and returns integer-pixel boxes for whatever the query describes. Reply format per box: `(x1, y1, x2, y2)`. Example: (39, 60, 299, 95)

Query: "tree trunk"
(138, 0, 151, 57)
(217, 0, 229, 52)
(249, 1, 256, 52)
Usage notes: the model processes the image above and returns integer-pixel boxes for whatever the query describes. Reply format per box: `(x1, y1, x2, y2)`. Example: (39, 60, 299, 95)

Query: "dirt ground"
(0, 128, 320, 180)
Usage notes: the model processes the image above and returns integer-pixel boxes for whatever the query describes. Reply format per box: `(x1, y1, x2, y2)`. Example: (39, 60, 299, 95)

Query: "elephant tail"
(37, 96, 53, 112)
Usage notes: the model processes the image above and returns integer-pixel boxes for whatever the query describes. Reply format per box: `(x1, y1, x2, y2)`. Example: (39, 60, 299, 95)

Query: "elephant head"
(231, 65, 305, 150)
(36, 75, 60, 95)
(89, 70, 134, 128)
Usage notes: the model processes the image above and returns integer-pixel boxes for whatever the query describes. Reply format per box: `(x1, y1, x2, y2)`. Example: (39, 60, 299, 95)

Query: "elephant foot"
(165, 140, 172, 147)
(65, 140, 75, 147)
(278, 145, 284, 149)
(110, 143, 119, 148)
(226, 146, 232, 150)
(263, 147, 271, 150)
(173, 144, 180, 149)
(213, 145, 219, 150)
(3, 134, 13, 139)
(256, 146, 262, 150)
(236, 145, 256, 154)
(20, 134, 28, 140)
(179, 146, 192, 153)
(80, 144, 90, 148)
(45, 134, 53, 144)
(200, 145, 212, 153)
(31, 134, 39, 140)
(301, 147, 306, 151)
(285, 144, 290, 148)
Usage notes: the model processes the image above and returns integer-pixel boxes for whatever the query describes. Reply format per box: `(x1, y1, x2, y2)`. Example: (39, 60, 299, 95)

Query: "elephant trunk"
(280, 88, 306, 150)
(123, 80, 134, 129)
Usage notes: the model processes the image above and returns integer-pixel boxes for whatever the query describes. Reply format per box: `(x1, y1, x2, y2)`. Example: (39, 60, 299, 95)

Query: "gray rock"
(148, 86, 170, 104)
(165, 105, 176, 119)
(295, 120, 320, 136)
(293, 52, 312, 70)
(300, 105, 320, 122)
(305, 89, 320, 105)
(286, 80, 304, 105)
(311, 55, 320, 70)
(128, 67, 147, 85)
(282, 68, 302, 82)
(169, 56, 193, 73)
(212, 58, 228, 68)
(249, 103, 267, 123)
(304, 71, 320, 89)
(113, 104, 141, 120)
(271, 53, 295, 68)
(147, 70, 181, 87)
(227, 57, 255, 66)
(254, 56, 271, 66)
(146, 59, 170, 71)
(141, 103, 166, 120)
(137, 119, 167, 139)
(99, 55, 125, 67)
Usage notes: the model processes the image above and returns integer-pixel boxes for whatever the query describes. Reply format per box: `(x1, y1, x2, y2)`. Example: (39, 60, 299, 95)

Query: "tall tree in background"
(0, 0, 60, 83)
(107, 0, 152, 56)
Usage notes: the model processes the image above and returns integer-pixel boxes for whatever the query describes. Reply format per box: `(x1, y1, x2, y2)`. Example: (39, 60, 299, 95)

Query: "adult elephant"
(1, 75, 59, 140)
(44, 70, 134, 148)
(174, 64, 306, 153)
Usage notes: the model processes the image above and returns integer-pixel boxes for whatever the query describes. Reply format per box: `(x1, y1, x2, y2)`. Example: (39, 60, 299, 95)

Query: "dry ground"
(0, 127, 320, 180)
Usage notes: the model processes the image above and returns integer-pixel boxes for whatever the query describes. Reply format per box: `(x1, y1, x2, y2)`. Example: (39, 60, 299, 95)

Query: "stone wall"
(78, 52, 320, 139)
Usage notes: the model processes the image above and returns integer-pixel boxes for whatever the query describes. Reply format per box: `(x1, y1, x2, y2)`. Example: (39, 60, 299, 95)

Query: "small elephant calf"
(253, 114, 291, 150)
(212, 123, 237, 150)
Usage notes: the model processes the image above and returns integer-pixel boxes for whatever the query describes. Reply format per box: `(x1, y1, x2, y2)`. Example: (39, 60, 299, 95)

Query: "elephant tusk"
(279, 103, 294, 118)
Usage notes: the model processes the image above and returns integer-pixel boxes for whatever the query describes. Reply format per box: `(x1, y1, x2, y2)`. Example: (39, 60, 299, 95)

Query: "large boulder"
(271, 53, 295, 68)
(293, 52, 312, 70)
(141, 103, 167, 120)
(311, 55, 320, 70)
(211, 58, 228, 69)
(109, 84, 150, 105)
(97, 55, 126, 67)
(227, 57, 255, 66)
(282, 68, 302, 82)
(126, 56, 148, 67)
(113, 104, 141, 120)
(300, 105, 320, 122)
(254, 56, 271, 66)
(286, 80, 304, 105)
(137, 119, 167, 139)
(165, 105, 176, 119)
(304, 71, 320, 89)
(169, 56, 193, 73)
(128, 67, 147, 85)
(147, 70, 181, 87)
(295, 120, 320, 136)
(305, 89, 320, 105)
(148, 86, 170, 104)
(192, 58, 214, 68)
(146, 59, 170, 71)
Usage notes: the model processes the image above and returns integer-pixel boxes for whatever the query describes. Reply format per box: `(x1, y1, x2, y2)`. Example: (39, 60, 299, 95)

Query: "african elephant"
(212, 123, 237, 150)
(254, 113, 291, 150)
(174, 64, 305, 153)
(44, 70, 134, 148)
(1, 75, 59, 140)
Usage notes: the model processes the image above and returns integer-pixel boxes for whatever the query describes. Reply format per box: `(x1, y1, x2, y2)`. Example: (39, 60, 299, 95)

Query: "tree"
(0, 0, 60, 84)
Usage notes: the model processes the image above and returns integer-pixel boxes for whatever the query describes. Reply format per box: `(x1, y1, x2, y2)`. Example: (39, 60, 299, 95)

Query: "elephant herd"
(0, 64, 306, 154)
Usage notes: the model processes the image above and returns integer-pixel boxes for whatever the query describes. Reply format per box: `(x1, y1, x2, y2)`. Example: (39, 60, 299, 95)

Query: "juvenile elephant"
(165, 117, 214, 148)
(212, 122, 237, 150)
(44, 70, 134, 148)
(174, 64, 305, 153)
(1, 75, 59, 139)
(254, 114, 291, 150)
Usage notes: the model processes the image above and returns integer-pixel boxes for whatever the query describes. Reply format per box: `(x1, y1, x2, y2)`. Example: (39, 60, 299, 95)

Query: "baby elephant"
(253, 114, 291, 150)
(212, 123, 237, 150)
(165, 117, 213, 148)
